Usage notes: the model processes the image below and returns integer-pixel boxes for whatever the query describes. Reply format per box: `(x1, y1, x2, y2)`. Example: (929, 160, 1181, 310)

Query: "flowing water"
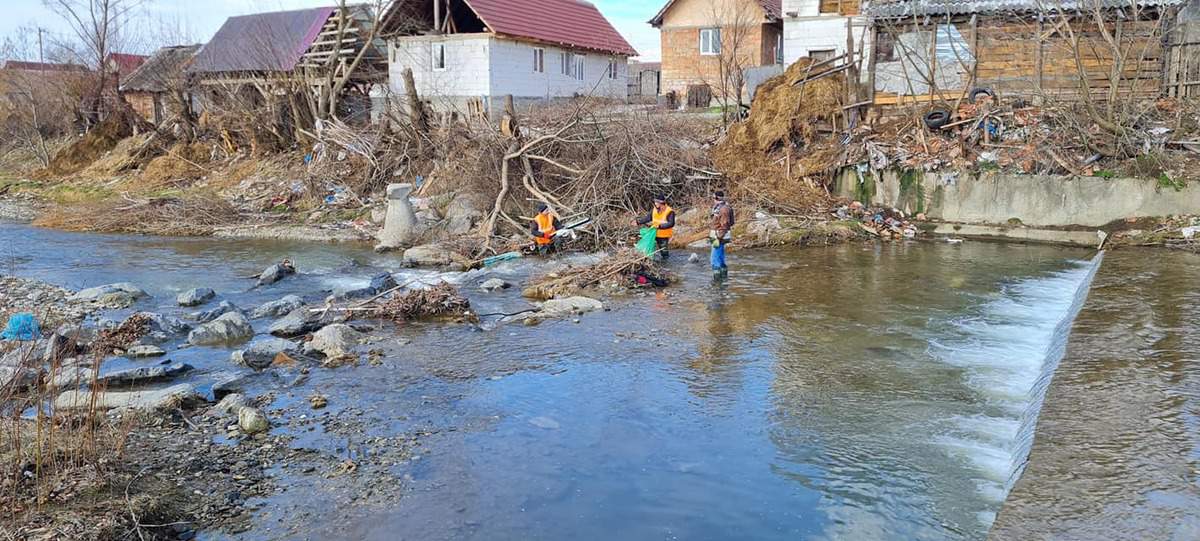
(3, 220, 1196, 540)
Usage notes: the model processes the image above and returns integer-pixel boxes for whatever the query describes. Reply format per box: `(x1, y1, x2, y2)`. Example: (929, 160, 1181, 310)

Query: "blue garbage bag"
(1, 313, 41, 341)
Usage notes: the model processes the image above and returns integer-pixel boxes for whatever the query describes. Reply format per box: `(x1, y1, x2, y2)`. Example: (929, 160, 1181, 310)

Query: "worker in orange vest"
(529, 203, 562, 254)
(633, 194, 675, 260)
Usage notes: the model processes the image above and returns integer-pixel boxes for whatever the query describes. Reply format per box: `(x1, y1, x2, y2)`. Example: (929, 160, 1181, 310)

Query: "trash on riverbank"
(523, 249, 672, 300)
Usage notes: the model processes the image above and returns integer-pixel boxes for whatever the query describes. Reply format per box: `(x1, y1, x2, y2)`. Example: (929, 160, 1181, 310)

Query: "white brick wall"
(389, 33, 628, 114)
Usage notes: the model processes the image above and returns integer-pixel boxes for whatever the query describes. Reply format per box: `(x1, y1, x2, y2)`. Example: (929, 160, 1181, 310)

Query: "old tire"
(923, 109, 951, 130)
(968, 87, 996, 104)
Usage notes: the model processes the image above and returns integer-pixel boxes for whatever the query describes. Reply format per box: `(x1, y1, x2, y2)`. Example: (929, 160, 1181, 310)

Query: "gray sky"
(3, 0, 663, 61)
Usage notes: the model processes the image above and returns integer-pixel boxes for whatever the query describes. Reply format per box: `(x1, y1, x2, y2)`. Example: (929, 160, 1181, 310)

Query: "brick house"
(650, 0, 783, 101)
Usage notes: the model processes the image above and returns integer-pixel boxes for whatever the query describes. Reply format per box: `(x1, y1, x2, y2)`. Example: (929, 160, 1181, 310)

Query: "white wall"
(389, 34, 628, 116)
(781, 0, 868, 68)
(389, 34, 492, 113)
(489, 39, 627, 100)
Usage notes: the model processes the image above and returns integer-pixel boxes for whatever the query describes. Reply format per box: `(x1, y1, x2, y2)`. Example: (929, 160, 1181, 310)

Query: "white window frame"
(533, 47, 544, 73)
(699, 28, 721, 55)
(561, 51, 571, 76)
(573, 53, 585, 81)
(431, 42, 447, 71)
(607, 58, 619, 79)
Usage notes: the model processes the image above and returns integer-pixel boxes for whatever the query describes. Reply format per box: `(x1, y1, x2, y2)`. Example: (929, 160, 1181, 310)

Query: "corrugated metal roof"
(121, 45, 202, 92)
(466, 0, 638, 56)
(649, 0, 782, 26)
(107, 53, 148, 76)
(866, 0, 1184, 18)
(189, 7, 336, 73)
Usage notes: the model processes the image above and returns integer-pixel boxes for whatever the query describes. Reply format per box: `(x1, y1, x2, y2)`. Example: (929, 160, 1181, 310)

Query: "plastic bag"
(635, 227, 658, 257)
(1, 313, 41, 341)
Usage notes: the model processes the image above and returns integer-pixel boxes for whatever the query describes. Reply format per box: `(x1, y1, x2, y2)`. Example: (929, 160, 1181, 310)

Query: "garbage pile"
(833, 200, 920, 240)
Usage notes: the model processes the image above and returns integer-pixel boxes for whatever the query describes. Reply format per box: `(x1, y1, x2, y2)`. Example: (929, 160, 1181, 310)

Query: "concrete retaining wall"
(833, 168, 1200, 227)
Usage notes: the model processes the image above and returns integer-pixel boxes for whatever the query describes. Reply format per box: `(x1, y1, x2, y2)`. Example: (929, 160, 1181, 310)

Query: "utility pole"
(38, 27, 45, 70)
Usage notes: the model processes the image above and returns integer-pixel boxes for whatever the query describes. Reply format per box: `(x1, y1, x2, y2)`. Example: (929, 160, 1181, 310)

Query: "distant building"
(383, 0, 636, 117)
(628, 61, 662, 98)
(649, 0, 783, 101)
(105, 52, 148, 83)
(121, 45, 202, 125)
(781, 0, 867, 66)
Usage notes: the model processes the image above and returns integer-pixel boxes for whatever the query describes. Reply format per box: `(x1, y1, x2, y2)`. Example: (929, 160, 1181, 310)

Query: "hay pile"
(35, 193, 240, 236)
(713, 58, 846, 212)
(37, 107, 147, 178)
(371, 282, 471, 321)
(523, 249, 671, 300)
(139, 142, 211, 186)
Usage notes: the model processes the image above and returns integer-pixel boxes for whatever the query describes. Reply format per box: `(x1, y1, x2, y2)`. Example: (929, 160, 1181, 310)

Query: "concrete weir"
(834, 168, 1200, 244)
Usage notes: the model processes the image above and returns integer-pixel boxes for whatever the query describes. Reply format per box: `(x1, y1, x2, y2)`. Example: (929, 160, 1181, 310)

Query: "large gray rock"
(187, 312, 254, 346)
(177, 287, 215, 307)
(268, 308, 321, 338)
(540, 296, 604, 318)
(444, 195, 484, 235)
(53, 383, 199, 411)
(125, 344, 166, 358)
(47, 366, 90, 390)
(99, 363, 192, 386)
(137, 312, 192, 335)
(305, 324, 363, 358)
(480, 278, 510, 292)
(249, 295, 305, 319)
(231, 337, 301, 370)
(192, 301, 242, 324)
(215, 392, 248, 415)
(402, 243, 453, 267)
(331, 285, 378, 302)
(211, 372, 252, 399)
(0, 365, 38, 389)
(69, 282, 147, 302)
(370, 272, 398, 292)
(256, 262, 295, 287)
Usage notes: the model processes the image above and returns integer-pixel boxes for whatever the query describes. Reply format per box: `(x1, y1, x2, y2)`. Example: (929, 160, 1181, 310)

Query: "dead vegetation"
(370, 282, 472, 321)
(523, 249, 672, 300)
(34, 193, 241, 236)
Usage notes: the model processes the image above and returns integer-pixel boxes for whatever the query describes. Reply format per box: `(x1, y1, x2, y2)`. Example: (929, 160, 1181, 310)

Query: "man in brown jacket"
(710, 191, 734, 277)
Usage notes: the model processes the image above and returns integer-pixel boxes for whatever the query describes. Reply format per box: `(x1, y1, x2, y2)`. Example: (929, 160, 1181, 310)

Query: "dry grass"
(34, 193, 241, 236)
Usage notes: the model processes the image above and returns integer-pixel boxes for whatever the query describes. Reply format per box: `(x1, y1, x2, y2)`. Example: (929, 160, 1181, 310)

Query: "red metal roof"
(106, 52, 148, 76)
(465, 0, 637, 56)
(649, 0, 781, 26)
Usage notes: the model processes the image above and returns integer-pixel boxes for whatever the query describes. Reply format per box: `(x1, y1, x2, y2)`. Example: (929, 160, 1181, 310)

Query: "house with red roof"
(382, 0, 637, 116)
(105, 52, 148, 81)
(649, 0, 784, 102)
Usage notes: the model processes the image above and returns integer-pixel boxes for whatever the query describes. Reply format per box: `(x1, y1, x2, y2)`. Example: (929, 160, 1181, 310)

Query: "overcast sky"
(3, 0, 664, 61)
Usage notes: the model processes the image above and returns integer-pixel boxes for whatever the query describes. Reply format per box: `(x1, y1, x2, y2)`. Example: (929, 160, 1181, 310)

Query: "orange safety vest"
(534, 213, 556, 245)
(652, 205, 674, 239)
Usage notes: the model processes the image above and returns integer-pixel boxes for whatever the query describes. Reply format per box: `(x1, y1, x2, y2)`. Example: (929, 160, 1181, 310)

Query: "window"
(432, 43, 446, 71)
(533, 48, 544, 72)
(607, 58, 619, 79)
(561, 51, 571, 76)
(776, 34, 784, 64)
(809, 49, 836, 62)
(699, 28, 721, 55)
(573, 54, 585, 81)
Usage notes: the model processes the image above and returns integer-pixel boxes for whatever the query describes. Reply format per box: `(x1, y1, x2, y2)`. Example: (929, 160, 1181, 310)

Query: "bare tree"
(43, 0, 145, 126)
(698, 0, 760, 127)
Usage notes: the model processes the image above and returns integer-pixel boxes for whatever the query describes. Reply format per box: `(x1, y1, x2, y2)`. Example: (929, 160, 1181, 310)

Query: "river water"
(3, 221, 1196, 540)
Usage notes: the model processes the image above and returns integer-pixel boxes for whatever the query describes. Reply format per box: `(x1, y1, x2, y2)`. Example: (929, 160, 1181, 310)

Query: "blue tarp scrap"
(1, 313, 41, 341)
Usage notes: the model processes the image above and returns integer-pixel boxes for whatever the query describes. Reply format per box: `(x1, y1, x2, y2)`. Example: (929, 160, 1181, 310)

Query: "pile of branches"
(523, 249, 671, 300)
(92, 313, 151, 355)
(369, 282, 471, 321)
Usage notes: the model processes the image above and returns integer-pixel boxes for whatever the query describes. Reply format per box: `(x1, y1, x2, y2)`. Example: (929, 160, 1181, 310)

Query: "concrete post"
(376, 183, 418, 251)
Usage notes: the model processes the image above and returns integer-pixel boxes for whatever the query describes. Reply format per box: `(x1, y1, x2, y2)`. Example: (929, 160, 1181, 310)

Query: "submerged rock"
(256, 262, 295, 287)
(99, 363, 193, 386)
(231, 337, 301, 370)
(210, 372, 252, 399)
(370, 272, 398, 292)
(268, 308, 320, 338)
(480, 278, 510, 292)
(215, 392, 248, 415)
(250, 295, 305, 319)
(305, 324, 363, 358)
(539, 297, 604, 318)
(193, 301, 242, 324)
(69, 282, 147, 302)
(137, 312, 192, 335)
(125, 344, 167, 358)
(54, 383, 200, 411)
(177, 287, 216, 307)
(402, 244, 453, 267)
(187, 312, 254, 346)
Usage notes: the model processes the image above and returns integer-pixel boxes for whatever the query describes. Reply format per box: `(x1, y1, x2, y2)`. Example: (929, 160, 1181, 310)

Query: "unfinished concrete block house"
(382, 0, 637, 117)
(650, 0, 784, 102)
(864, 0, 1199, 105)
(781, 0, 867, 67)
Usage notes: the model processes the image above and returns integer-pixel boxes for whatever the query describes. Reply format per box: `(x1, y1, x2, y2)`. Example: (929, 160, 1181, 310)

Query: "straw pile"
(371, 282, 471, 321)
(713, 58, 845, 212)
(92, 313, 151, 355)
(523, 249, 671, 300)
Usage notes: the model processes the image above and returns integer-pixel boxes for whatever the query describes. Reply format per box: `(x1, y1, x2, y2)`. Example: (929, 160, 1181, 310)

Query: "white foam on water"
(930, 254, 1104, 520)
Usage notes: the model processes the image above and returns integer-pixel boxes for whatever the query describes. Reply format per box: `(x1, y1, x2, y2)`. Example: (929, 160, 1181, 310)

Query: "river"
(2, 221, 1197, 540)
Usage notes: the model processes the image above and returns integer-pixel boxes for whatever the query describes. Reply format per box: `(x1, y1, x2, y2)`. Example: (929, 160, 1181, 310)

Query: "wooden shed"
(121, 45, 201, 125)
(864, 0, 1193, 105)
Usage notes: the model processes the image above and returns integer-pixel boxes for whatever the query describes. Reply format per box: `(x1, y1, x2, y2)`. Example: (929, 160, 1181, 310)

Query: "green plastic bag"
(635, 227, 658, 257)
